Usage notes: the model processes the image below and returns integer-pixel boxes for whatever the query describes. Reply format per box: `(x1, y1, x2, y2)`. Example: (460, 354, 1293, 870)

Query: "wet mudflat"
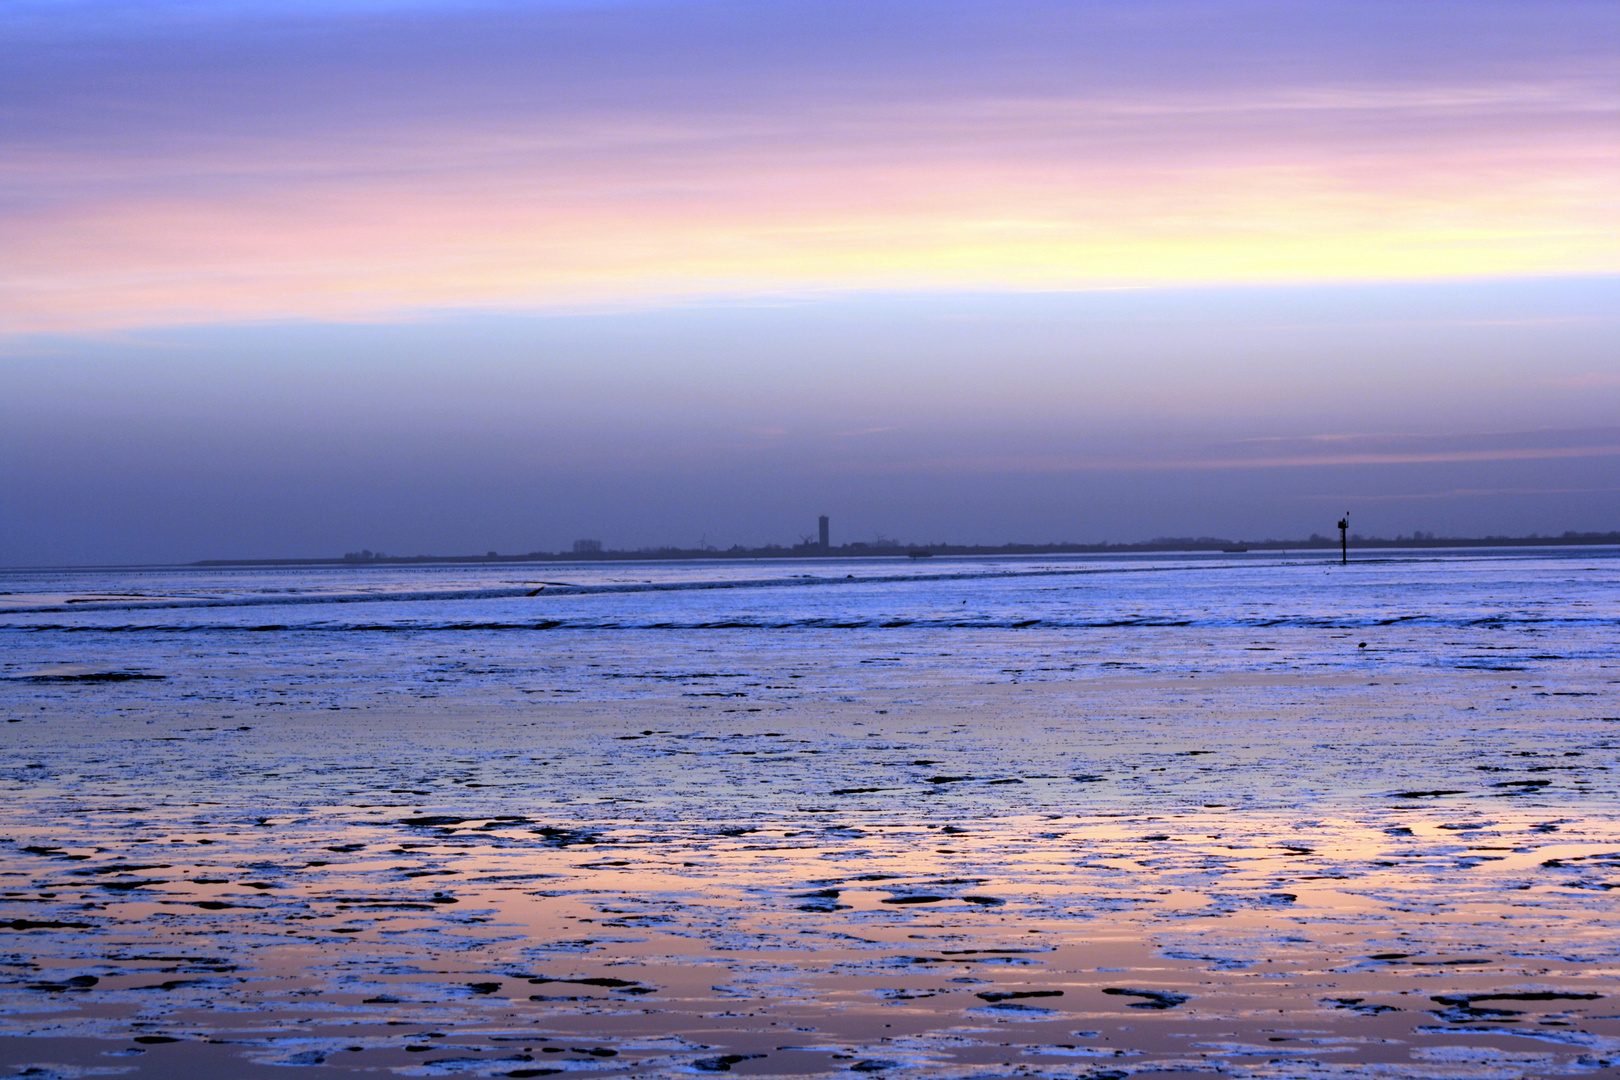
(2, 552, 1619, 1077)
(2, 663, 1618, 1079)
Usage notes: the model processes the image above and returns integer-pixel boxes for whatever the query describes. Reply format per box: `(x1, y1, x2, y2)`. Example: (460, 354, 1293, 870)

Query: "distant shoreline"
(190, 532, 1620, 568)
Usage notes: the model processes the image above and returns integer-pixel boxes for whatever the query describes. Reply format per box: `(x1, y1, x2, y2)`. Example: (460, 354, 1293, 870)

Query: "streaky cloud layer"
(3, 0, 1615, 331)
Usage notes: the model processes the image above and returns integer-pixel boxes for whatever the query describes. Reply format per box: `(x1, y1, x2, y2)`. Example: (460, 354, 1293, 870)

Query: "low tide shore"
(2, 666, 1616, 1078)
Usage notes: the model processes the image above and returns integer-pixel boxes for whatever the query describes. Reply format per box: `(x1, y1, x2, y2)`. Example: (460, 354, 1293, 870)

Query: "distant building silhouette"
(572, 539, 602, 554)
(819, 515, 830, 551)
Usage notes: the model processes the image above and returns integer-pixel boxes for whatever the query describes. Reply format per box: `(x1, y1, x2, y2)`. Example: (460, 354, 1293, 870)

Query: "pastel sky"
(3, 0, 1617, 563)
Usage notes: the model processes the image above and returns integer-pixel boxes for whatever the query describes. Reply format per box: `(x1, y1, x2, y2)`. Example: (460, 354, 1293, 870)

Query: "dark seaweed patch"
(692, 1053, 765, 1071)
(3, 919, 94, 931)
(8, 671, 164, 682)
(1103, 988, 1188, 1009)
(977, 989, 1063, 1002)
(1434, 992, 1601, 1006)
(27, 975, 98, 991)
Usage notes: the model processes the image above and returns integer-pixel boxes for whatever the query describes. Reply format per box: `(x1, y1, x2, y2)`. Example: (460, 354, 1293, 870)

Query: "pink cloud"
(2, 3, 1615, 332)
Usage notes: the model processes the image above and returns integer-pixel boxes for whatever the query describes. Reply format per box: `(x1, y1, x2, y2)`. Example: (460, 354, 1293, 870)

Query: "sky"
(2, 0, 1617, 564)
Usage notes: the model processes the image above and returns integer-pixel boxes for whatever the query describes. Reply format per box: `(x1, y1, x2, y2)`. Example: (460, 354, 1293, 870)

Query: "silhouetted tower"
(818, 515, 830, 552)
(1337, 514, 1349, 565)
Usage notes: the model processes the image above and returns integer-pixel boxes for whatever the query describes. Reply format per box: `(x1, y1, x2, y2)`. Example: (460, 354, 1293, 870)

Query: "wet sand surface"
(2, 653, 1617, 1079)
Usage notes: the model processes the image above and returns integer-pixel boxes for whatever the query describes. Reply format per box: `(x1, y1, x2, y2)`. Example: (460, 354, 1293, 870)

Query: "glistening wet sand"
(2, 669, 1617, 1078)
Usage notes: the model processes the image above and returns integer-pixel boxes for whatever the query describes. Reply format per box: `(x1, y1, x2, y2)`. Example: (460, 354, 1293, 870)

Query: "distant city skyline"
(1, 0, 1615, 565)
(237, 525, 1620, 572)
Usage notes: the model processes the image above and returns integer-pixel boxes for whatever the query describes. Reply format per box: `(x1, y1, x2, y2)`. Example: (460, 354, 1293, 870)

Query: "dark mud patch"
(1103, 988, 1189, 1009)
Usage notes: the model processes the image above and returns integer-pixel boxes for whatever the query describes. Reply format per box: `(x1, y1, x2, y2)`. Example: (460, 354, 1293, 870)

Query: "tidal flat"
(1, 554, 1617, 1078)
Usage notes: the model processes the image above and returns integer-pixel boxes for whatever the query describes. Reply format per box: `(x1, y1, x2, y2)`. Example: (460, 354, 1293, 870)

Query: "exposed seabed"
(2, 669, 1617, 1079)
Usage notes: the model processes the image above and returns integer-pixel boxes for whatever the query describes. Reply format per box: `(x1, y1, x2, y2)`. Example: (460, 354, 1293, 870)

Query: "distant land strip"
(193, 532, 1620, 567)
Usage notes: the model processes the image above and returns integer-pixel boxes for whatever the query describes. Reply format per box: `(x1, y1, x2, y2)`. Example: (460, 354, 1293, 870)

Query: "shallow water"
(1, 550, 1617, 1078)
